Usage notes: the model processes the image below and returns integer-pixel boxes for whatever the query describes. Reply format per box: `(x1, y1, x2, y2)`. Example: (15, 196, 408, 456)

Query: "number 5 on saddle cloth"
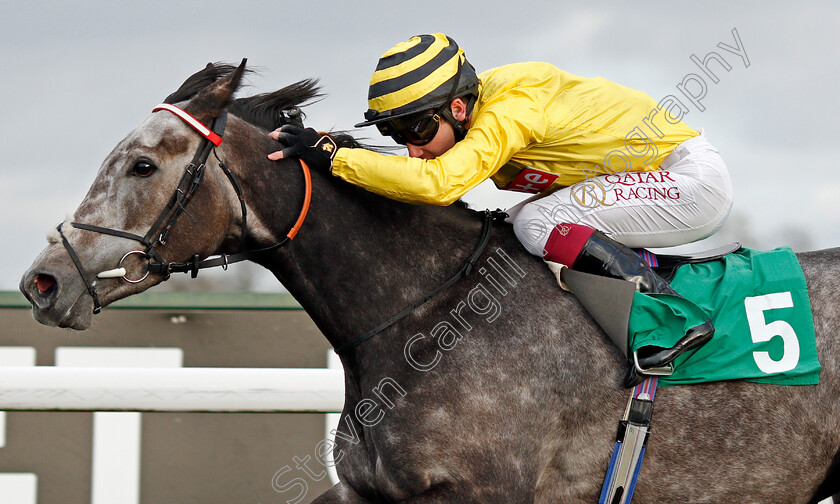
(559, 243, 820, 388)
(561, 244, 820, 504)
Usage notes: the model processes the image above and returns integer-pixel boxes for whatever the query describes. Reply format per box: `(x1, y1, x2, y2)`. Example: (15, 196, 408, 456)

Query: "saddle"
(652, 242, 742, 282)
(560, 242, 741, 384)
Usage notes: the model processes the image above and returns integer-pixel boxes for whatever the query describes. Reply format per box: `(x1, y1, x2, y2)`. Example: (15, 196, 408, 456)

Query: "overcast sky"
(3, 1, 838, 292)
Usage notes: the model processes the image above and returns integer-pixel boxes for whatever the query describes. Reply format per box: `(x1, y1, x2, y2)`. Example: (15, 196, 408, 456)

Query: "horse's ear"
(184, 58, 247, 121)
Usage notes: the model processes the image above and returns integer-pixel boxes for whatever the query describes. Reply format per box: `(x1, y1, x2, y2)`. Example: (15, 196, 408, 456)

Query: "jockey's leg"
(540, 222, 715, 375)
(511, 131, 732, 374)
(512, 132, 732, 251)
(541, 222, 680, 294)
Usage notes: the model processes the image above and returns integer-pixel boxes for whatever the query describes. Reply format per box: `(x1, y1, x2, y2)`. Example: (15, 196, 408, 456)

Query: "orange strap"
(286, 159, 312, 239)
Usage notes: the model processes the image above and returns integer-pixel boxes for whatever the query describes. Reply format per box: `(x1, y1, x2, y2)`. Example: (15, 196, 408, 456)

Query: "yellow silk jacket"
(331, 62, 698, 205)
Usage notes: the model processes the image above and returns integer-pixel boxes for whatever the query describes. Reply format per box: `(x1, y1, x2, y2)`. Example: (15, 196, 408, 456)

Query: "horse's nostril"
(34, 274, 57, 295)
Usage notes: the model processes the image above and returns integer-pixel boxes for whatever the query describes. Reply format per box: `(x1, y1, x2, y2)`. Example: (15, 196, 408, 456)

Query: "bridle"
(57, 103, 311, 314)
(56, 99, 502, 357)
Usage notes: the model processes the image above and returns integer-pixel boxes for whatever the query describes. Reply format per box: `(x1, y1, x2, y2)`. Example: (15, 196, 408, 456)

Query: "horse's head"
(20, 61, 251, 329)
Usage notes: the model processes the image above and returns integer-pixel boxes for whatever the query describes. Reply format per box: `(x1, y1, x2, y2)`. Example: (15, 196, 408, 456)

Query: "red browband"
(152, 103, 223, 146)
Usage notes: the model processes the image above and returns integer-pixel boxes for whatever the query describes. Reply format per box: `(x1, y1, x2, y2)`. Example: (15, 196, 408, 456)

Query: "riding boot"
(543, 223, 714, 382)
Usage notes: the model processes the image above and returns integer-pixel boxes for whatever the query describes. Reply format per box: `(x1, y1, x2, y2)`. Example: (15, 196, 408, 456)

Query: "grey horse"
(19, 61, 840, 503)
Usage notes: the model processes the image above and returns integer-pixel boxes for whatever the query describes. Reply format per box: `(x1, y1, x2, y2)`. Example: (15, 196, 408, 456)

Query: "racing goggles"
(376, 110, 442, 146)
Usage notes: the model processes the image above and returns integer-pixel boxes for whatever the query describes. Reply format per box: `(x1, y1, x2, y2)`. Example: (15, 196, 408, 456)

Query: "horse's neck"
(224, 125, 487, 350)
(270, 182, 485, 351)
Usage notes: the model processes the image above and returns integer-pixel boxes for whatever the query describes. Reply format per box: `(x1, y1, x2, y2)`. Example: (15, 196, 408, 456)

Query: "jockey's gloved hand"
(267, 124, 337, 172)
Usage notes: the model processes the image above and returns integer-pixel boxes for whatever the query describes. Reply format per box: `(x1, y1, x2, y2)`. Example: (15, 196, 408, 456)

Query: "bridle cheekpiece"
(57, 103, 311, 314)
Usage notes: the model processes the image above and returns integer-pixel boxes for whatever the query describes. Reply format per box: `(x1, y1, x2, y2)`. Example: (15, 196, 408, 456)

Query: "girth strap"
(599, 378, 658, 504)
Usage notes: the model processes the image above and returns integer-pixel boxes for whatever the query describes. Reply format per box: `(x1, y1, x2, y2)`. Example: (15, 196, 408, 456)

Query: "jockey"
(268, 33, 733, 373)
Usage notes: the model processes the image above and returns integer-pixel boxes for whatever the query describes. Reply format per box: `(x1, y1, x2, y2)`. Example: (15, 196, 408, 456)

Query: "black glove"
(273, 124, 338, 172)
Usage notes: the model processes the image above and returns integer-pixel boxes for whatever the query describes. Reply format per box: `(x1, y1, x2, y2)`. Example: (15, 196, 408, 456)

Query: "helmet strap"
(441, 94, 476, 142)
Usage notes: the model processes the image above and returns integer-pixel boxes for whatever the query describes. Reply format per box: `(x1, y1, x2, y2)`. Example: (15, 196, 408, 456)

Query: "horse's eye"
(131, 161, 157, 178)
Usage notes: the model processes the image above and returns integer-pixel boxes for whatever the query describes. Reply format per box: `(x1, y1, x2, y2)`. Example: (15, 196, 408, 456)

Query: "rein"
(58, 103, 312, 313)
(334, 209, 506, 355)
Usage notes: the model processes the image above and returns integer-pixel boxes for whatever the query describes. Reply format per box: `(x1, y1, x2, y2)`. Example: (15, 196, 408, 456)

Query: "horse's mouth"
(28, 291, 93, 330)
(56, 294, 94, 330)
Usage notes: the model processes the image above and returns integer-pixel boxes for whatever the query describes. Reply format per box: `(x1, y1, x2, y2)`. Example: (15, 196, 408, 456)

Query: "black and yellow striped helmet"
(354, 33, 478, 128)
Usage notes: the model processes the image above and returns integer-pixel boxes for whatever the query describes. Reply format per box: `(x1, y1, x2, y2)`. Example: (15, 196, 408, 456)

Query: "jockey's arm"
(330, 92, 547, 206)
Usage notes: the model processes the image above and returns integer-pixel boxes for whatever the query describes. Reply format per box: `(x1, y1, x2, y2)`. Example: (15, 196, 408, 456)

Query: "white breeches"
(511, 130, 734, 255)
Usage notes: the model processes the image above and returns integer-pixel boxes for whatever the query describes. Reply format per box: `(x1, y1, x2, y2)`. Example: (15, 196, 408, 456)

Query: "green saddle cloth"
(629, 247, 821, 387)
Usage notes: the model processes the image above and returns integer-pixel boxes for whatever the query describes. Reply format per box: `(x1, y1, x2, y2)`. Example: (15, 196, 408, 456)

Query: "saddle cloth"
(629, 247, 821, 387)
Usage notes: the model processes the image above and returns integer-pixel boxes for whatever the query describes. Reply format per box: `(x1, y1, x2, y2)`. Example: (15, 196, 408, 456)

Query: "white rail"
(0, 367, 345, 412)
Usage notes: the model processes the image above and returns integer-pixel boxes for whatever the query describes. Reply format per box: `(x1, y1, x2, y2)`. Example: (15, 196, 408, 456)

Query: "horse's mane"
(163, 61, 363, 149)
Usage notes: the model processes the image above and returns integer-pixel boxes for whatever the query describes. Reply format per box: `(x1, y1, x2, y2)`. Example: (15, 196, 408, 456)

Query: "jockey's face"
(405, 97, 470, 160)
(406, 119, 456, 159)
